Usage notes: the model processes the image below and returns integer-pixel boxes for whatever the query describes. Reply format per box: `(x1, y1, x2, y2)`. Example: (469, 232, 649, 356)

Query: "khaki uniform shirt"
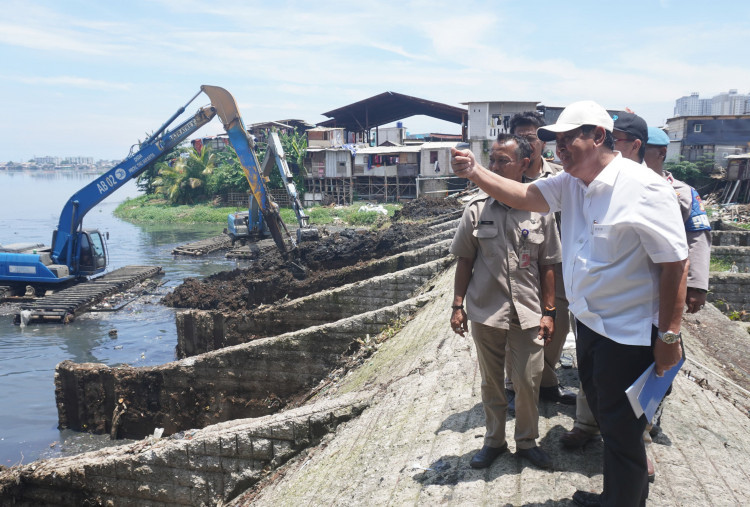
(664, 171, 711, 290)
(450, 192, 562, 330)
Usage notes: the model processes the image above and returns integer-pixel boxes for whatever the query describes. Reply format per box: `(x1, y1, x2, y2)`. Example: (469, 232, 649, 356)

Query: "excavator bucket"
(200, 85, 243, 130)
(297, 227, 320, 243)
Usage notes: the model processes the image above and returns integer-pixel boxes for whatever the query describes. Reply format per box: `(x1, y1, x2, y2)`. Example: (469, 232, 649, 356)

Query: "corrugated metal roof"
(418, 141, 464, 149)
(318, 91, 466, 130)
(355, 145, 422, 154)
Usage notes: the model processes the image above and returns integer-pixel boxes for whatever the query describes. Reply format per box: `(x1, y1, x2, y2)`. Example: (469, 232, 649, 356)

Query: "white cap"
(537, 100, 614, 142)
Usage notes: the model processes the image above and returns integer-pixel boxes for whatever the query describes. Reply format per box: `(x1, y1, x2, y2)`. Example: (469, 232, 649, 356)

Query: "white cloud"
(9, 75, 131, 91)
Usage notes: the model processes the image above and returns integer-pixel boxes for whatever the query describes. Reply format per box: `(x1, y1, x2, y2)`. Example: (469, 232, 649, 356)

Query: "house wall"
(325, 150, 352, 178)
(466, 102, 539, 140)
(308, 129, 345, 148)
(419, 147, 454, 176)
(354, 153, 416, 177)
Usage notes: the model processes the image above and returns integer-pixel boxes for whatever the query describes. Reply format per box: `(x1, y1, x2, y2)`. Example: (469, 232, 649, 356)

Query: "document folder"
(625, 356, 685, 423)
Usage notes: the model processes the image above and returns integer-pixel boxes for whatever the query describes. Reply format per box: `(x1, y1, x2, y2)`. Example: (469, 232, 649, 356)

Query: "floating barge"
(171, 235, 232, 256)
(14, 265, 163, 324)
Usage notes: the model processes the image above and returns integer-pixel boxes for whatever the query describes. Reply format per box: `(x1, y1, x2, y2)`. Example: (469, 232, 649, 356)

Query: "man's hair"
(509, 111, 546, 133)
(618, 132, 647, 162)
(496, 133, 533, 160)
(581, 125, 615, 151)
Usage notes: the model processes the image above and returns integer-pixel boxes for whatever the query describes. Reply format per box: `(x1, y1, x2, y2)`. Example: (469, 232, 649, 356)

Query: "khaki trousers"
(506, 296, 571, 389)
(471, 321, 544, 450)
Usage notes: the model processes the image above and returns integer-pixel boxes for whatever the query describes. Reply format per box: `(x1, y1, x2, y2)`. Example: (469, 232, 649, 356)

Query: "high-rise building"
(675, 90, 750, 116)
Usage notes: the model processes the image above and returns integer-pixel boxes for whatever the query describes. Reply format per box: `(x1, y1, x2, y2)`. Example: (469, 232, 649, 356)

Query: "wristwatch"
(657, 330, 681, 344)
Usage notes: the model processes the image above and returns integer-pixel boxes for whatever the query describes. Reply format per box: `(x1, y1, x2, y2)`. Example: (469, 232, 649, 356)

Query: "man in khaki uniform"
(450, 133, 562, 470)
(506, 112, 576, 409)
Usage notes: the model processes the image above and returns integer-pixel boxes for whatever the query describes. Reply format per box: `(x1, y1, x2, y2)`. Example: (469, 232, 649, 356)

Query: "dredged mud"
(162, 198, 462, 312)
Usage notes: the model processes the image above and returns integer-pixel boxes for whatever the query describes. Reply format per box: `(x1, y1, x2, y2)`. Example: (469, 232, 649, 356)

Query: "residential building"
(665, 114, 750, 168)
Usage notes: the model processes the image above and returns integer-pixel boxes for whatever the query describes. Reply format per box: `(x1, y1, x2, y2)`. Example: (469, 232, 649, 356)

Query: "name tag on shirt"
(592, 223, 609, 236)
(519, 247, 531, 268)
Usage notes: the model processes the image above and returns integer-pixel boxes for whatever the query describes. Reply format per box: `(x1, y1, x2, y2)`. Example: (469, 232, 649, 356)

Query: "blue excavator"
(225, 130, 319, 246)
(0, 85, 303, 297)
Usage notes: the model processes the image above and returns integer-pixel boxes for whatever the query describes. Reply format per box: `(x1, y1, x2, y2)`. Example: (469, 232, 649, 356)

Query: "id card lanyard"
(519, 228, 531, 269)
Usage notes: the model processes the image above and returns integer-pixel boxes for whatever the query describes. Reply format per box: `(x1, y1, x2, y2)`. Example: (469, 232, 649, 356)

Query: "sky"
(2, 0, 750, 162)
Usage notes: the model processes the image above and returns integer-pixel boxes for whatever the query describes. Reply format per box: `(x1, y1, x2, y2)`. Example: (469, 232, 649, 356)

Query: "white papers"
(625, 357, 685, 422)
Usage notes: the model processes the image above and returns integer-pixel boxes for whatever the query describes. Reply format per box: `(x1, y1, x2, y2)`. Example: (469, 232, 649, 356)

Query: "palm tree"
(155, 146, 216, 204)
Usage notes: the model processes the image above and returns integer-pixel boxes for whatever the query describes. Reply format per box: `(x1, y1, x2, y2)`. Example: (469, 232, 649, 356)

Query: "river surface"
(0, 170, 251, 466)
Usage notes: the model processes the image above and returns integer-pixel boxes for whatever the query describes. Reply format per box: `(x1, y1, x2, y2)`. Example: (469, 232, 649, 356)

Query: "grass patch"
(115, 195, 402, 226)
(710, 256, 734, 272)
(114, 195, 240, 224)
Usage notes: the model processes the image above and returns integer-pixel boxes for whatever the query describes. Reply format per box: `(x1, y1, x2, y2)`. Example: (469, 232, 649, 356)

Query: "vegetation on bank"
(135, 130, 308, 205)
(664, 153, 717, 193)
(114, 194, 402, 227)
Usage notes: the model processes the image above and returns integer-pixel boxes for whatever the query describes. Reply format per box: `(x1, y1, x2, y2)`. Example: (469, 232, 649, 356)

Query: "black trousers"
(576, 321, 655, 507)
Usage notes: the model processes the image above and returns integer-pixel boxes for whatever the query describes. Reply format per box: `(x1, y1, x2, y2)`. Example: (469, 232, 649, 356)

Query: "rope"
(684, 354, 750, 398)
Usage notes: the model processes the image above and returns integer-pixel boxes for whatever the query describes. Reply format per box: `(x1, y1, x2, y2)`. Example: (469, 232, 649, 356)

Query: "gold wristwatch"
(657, 330, 681, 344)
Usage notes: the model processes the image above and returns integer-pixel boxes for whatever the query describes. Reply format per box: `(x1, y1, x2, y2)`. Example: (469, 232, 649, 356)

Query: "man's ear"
(593, 126, 607, 146)
(660, 147, 668, 160)
(521, 157, 531, 171)
(634, 139, 643, 153)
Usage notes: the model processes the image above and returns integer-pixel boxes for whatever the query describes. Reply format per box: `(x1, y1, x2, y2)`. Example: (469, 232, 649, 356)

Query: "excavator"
(0, 85, 305, 297)
(225, 130, 319, 246)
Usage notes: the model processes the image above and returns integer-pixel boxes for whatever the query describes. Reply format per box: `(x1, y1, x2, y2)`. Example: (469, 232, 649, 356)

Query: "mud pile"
(162, 221, 435, 312)
(392, 196, 462, 221)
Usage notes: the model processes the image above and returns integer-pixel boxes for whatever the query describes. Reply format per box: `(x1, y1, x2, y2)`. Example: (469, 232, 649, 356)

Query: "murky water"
(0, 170, 250, 466)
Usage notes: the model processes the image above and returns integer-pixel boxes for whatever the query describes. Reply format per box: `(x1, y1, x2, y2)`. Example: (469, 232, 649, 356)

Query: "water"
(0, 170, 251, 466)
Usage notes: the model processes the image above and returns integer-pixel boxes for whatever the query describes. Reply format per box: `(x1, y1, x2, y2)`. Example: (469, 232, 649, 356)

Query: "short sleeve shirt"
(450, 193, 562, 330)
(533, 154, 688, 345)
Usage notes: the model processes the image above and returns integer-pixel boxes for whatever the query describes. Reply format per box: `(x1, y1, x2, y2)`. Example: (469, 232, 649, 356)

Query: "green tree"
(154, 146, 216, 204)
(664, 153, 715, 190)
(205, 148, 249, 195)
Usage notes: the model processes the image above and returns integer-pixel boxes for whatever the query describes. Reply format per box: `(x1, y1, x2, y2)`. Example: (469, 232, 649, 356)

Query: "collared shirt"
(450, 193, 562, 330)
(533, 153, 688, 346)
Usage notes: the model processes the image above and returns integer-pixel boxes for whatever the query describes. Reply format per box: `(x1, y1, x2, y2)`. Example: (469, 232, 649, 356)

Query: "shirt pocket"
(473, 225, 500, 257)
(590, 224, 614, 263)
(518, 219, 544, 259)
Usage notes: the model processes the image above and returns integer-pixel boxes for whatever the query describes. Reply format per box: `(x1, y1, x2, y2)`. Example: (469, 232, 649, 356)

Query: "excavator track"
(15, 265, 163, 324)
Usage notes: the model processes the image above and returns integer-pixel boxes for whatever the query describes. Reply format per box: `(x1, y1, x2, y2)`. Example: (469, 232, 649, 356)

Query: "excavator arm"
(53, 85, 299, 271)
(261, 132, 319, 242)
(201, 85, 297, 260)
(52, 102, 217, 266)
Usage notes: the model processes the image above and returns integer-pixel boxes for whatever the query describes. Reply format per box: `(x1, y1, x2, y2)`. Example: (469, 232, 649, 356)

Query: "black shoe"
(539, 384, 576, 405)
(572, 490, 602, 506)
(560, 427, 598, 449)
(516, 446, 552, 469)
(649, 423, 661, 438)
(470, 443, 508, 469)
(505, 388, 516, 414)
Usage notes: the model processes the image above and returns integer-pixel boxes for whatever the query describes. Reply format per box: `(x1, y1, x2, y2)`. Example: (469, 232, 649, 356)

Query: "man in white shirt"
(450, 100, 688, 507)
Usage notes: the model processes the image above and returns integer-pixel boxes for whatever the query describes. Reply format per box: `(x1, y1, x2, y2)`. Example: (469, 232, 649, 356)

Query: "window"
(694, 124, 703, 133)
(430, 151, 438, 164)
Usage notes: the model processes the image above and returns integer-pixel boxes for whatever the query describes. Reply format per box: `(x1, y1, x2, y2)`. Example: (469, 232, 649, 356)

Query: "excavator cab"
(77, 230, 107, 276)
